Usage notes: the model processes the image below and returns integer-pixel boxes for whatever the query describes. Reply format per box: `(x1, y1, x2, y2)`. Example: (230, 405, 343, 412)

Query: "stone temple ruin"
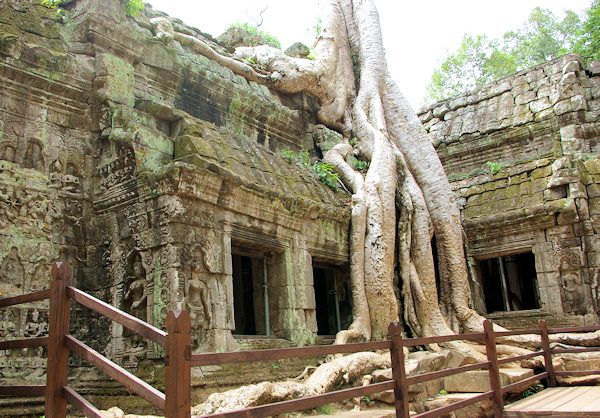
(0, 0, 599, 401)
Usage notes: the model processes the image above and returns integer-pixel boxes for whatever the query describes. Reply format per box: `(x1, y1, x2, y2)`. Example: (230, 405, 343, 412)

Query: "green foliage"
(503, 7, 582, 68)
(485, 161, 503, 175)
(41, 0, 144, 16)
(427, 35, 517, 102)
(227, 22, 281, 49)
(354, 159, 370, 172)
(123, 0, 144, 17)
(315, 404, 335, 415)
(312, 162, 339, 190)
(307, 49, 317, 61)
(281, 149, 339, 190)
(574, 0, 600, 61)
(426, 4, 599, 103)
(438, 389, 448, 396)
(518, 384, 544, 400)
(41, 0, 61, 7)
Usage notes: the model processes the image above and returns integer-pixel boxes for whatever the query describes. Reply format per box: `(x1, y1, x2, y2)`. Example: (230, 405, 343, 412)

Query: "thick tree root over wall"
(192, 352, 390, 415)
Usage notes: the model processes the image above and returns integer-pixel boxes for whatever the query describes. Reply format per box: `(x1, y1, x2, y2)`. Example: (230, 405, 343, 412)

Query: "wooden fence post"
(165, 310, 192, 418)
(539, 319, 556, 387)
(389, 321, 409, 418)
(45, 262, 72, 418)
(483, 320, 503, 416)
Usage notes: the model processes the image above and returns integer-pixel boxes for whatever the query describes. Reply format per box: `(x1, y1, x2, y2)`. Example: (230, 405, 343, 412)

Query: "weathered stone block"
(94, 53, 135, 106)
(444, 368, 534, 393)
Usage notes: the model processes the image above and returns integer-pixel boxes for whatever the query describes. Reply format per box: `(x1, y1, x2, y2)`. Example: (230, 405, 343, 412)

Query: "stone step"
(424, 393, 493, 417)
(443, 368, 534, 393)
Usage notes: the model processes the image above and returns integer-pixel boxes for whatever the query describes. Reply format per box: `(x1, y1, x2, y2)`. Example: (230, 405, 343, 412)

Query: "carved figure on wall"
(23, 140, 44, 171)
(124, 258, 148, 322)
(185, 266, 212, 329)
(200, 230, 221, 273)
(0, 247, 25, 289)
(0, 144, 16, 163)
(559, 254, 584, 314)
(24, 309, 48, 337)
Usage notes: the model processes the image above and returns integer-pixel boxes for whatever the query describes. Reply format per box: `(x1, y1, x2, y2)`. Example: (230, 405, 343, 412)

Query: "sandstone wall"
(420, 55, 600, 327)
(0, 0, 352, 385)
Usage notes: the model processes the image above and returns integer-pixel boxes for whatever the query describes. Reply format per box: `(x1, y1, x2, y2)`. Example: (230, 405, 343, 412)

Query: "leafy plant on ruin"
(227, 22, 281, 49)
(485, 161, 503, 175)
(41, 0, 144, 17)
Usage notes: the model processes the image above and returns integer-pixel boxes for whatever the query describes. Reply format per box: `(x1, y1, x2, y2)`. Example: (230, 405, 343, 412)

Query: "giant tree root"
(191, 352, 390, 415)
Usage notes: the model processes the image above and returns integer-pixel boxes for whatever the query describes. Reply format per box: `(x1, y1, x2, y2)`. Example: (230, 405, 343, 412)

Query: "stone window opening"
(478, 252, 540, 313)
(231, 249, 270, 337)
(312, 264, 352, 336)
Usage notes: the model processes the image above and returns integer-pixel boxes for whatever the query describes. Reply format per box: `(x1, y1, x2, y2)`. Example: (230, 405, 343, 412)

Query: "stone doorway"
(232, 252, 269, 336)
(313, 265, 351, 336)
(478, 252, 540, 313)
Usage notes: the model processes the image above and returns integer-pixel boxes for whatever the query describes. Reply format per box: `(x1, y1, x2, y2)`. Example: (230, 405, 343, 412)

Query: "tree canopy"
(426, 1, 600, 104)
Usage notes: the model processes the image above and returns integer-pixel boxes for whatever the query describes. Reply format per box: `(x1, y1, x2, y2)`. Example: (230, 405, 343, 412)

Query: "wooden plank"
(494, 329, 541, 337)
(406, 361, 490, 385)
(403, 332, 485, 347)
(45, 262, 71, 418)
(497, 350, 544, 366)
(415, 391, 493, 418)
(483, 320, 502, 417)
(65, 335, 165, 410)
(165, 310, 191, 418)
(389, 321, 409, 418)
(0, 289, 50, 307)
(0, 336, 48, 350)
(66, 286, 166, 347)
(552, 347, 600, 355)
(539, 320, 556, 387)
(204, 380, 395, 417)
(548, 325, 600, 333)
(504, 387, 573, 410)
(63, 386, 104, 418)
(0, 385, 45, 396)
(190, 340, 391, 366)
(553, 386, 598, 413)
(504, 387, 582, 412)
(577, 387, 600, 413)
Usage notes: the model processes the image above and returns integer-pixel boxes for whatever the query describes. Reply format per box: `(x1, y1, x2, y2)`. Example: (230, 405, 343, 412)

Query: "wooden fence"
(0, 261, 599, 418)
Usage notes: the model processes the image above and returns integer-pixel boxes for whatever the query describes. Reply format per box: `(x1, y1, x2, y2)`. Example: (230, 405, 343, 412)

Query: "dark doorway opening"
(313, 266, 352, 335)
(478, 252, 540, 313)
(232, 253, 267, 335)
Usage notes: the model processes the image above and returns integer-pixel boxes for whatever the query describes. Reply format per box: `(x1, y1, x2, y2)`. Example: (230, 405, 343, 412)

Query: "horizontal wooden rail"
(63, 386, 104, 418)
(0, 289, 50, 308)
(65, 335, 165, 410)
(67, 286, 166, 346)
(501, 372, 548, 395)
(497, 350, 545, 366)
(0, 336, 48, 350)
(555, 370, 600, 377)
(203, 380, 395, 418)
(403, 332, 485, 347)
(494, 329, 541, 337)
(191, 340, 391, 367)
(407, 361, 490, 386)
(548, 325, 600, 334)
(552, 347, 600, 354)
(0, 385, 45, 396)
(415, 391, 494, 418)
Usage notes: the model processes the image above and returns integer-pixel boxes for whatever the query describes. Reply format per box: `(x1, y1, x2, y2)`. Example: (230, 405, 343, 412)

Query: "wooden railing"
(0, 262, 190, 418)
(1, 261, 600, 418)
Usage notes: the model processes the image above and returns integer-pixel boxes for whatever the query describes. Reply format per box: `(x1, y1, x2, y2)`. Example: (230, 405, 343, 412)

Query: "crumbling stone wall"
(419, 55, 600, 327)
(0, 0, 351, 383)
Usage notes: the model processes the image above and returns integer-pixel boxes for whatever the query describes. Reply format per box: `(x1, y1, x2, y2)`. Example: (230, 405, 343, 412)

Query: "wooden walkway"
(504, 386, 600, 417)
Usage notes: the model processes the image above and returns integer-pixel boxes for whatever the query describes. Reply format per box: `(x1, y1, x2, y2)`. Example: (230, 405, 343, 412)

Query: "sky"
(145, 0, 591, 110)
